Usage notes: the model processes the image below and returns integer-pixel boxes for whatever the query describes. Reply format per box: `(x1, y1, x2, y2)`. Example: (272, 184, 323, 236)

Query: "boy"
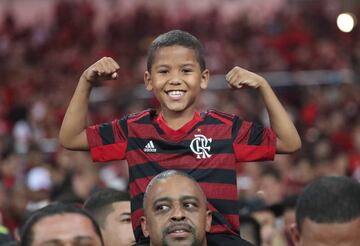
(59, 30, 301, 245)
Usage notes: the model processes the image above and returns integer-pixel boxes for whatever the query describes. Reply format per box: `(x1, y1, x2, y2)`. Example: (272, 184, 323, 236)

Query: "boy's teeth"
(168, 91, 184, 96)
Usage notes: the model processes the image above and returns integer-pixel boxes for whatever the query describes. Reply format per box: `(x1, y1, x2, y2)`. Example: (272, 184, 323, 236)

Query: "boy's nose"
(169, 78, 182, 85)
(168, 72, 183, 85)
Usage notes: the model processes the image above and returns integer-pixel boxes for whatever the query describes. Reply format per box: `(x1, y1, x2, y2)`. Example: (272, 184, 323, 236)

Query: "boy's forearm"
(258, 80, 301, 153)
(59, 75, 91, 150)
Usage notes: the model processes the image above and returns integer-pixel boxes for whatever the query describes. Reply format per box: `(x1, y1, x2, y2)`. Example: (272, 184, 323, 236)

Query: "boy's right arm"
(59, 57, 120, 150)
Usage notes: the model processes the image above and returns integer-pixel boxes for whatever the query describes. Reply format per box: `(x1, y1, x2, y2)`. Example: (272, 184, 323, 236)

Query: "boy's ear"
(205, 210, 212, 232)
(144, 71, 153, 91)
(200, 69, 209, 90)
(289, 223, 300, 245)
(140, 216, 150, 237)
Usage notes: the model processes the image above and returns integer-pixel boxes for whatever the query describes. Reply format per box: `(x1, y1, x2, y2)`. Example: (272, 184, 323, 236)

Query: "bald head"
(141, 170, 212, 246)
(143, 170, 207, 211)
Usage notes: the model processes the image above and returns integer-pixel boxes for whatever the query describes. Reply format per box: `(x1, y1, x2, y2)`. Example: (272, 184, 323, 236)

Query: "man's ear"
(140, 216, 150, 237)
(144, 71, 153, 91)
(205, 210, 212, 232)
(289, 223, 300, 245)
(200, 69, 209, 90)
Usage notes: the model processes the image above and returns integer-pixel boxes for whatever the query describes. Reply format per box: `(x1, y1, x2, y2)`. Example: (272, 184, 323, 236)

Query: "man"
(290, 176, 360, 246)
(141, 170, 212, 246)
(20, 203, 103, 246)
(84, 188, 135, 246)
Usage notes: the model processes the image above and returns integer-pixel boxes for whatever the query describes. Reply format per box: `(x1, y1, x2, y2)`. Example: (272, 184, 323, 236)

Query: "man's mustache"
(163, 222, 195, 235)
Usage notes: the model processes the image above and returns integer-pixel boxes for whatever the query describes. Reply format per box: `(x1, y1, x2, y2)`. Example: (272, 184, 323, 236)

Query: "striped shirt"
(86, 109, 276, 240)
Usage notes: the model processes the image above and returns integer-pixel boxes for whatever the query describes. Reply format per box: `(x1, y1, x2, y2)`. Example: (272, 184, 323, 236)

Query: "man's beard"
(160, 223, 202, 246)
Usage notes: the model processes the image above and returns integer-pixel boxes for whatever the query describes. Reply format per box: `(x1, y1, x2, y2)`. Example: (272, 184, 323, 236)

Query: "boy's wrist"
(80, 72, 94, 84)
(79, 73, 94, 89)
(257, 76, 268, 89)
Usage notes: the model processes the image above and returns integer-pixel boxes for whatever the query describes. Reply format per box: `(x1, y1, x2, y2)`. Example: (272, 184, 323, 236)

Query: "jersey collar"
(155, 111, 202, 142)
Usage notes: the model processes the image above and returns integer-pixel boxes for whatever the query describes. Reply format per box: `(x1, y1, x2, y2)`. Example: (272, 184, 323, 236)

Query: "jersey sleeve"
(232, 117, 276, 162)
(86, 116, 128, 162)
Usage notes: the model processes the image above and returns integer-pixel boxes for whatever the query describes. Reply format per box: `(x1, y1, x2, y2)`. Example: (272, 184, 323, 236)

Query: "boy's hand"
(225, 66, 266, 89)
(82, 57, 120, 84)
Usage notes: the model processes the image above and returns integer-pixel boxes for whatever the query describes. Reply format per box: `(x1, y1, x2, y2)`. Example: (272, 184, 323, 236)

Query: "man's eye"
(184, 203, 197, 209)
(155, 204, 170, 211)
(121, 218, 131, 223)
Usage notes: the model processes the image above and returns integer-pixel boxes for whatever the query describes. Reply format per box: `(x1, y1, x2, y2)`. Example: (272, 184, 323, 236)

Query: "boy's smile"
(144, 45, 209, 121)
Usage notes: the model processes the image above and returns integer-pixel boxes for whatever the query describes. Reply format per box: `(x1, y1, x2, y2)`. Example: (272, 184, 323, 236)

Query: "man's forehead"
(148, 175, 203, 201)
(33, 213, 99, 243)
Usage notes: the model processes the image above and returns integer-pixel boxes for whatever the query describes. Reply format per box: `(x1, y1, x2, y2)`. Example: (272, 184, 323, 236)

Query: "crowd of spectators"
(0, 0, 360, 245)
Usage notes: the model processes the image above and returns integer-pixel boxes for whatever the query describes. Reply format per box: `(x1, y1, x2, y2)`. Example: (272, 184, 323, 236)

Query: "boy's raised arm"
(59, 57, 119, 150)
(226, 66, 301, 154)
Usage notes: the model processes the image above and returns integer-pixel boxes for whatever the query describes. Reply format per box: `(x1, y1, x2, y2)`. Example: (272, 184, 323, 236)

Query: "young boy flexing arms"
(59, 30, 301, 245)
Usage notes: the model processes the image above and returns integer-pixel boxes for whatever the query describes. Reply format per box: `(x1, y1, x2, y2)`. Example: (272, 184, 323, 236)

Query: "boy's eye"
(182, 69, 193, 73)
(158, 70, 169, 74)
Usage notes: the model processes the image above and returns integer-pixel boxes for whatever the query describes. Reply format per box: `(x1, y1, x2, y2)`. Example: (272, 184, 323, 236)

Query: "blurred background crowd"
(0, 0, 360, 245)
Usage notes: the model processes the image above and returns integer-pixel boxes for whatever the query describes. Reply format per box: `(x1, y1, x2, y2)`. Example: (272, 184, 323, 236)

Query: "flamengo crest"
(190, 134, 212, 159)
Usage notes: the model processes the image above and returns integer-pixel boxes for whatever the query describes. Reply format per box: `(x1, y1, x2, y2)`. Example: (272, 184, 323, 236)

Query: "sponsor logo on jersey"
(144, 140, 157, 153)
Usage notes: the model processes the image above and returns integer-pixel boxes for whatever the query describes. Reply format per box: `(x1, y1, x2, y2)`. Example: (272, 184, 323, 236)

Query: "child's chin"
(166, 104, 187, 112)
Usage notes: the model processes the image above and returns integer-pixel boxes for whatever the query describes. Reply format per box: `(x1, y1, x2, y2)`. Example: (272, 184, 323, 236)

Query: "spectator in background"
(258, 165, 285, 206)
(239, 197, 287, 246)
(71, 163, 99, 202)
(239, 215, 261, 246)
(140, 170, 212, 246)
(290, 176, 360, 246)
(84, 188, 135, 246)
(20, 203, 104, 246)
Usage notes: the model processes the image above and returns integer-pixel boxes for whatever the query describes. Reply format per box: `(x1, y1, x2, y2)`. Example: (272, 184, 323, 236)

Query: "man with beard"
(140, 170, 212, 246)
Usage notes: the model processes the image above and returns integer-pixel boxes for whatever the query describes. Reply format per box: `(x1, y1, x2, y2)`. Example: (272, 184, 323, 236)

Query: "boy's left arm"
(226, 66, 301, 154)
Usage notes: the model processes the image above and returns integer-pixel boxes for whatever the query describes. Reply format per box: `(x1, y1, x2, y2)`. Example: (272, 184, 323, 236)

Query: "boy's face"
(144, 45, 209, 115)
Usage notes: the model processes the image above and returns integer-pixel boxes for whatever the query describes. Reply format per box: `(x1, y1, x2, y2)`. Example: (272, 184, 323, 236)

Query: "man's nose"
(170, 205, 186, 221)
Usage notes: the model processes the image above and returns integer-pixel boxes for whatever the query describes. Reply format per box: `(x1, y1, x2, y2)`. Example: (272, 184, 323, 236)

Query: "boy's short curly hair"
(147, 30, 206, 72)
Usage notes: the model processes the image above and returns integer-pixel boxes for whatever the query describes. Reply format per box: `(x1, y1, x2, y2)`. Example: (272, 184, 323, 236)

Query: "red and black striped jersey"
(86, 109, 276, 240)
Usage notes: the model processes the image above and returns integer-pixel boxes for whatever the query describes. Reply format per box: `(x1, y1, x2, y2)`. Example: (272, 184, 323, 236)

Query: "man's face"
(31, 213, 102, 246)
(141, 175, 212, 246)
(291, 217, 360, 246)
(102, 201, 135, 246)
(144, 45, 209, 117)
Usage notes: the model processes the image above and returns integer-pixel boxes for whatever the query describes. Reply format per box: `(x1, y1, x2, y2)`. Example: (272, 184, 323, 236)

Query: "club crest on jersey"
(190, 134, 212, 159)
